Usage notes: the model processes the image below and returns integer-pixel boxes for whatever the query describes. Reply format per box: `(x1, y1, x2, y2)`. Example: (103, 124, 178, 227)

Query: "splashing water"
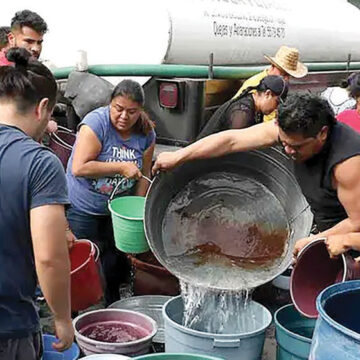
(181, 281, 265, 334)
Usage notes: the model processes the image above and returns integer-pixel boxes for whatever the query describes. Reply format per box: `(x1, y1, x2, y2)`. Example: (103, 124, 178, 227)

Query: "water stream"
(181, 281, 259, 334)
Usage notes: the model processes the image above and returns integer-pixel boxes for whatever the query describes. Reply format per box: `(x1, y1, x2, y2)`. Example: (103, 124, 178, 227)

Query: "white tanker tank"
(1, 0, 360, 67)
(163, 0, 360, 65)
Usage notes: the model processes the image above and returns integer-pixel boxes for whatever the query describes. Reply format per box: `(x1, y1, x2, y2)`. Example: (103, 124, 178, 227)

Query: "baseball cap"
(260, 75, 289, 103)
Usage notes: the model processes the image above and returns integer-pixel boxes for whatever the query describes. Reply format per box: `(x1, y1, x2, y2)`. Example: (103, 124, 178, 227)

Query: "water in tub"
(161, 172, 289, 333)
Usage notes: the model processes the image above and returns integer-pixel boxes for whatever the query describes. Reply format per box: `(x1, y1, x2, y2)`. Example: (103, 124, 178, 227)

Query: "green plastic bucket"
(108, 196, 149, 254)
(135, 354, 225, 360)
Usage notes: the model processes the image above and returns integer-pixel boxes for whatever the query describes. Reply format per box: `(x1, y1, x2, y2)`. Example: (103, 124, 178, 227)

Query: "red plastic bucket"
(70, 240, 103, 311)
(291, 238, 360, 318)
(48, 126, 76, 169)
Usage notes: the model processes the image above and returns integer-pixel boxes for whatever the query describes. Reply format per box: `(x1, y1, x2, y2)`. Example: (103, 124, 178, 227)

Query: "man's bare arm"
(153, 121, 278, 173)
(30, 204, 74, 351)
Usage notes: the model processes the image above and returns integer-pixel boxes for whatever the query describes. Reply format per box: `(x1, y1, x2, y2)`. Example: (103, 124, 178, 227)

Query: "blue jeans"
(67, 206, 130, 306)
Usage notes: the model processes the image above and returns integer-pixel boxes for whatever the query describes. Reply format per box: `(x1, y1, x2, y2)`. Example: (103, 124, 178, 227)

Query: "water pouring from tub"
(161, 170, 289, 337)
(144, 148, 313, 359)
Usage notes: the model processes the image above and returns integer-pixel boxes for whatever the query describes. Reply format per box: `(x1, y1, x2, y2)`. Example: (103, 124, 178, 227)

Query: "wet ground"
(39, 282, 290, 359)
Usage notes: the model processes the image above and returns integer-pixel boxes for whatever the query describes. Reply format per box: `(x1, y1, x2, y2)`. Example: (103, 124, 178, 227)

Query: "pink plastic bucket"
(48, 126, 76, 169)
(73, 309, 157, 356)
(291, 238, 360, 318)
(70, 240, 103, 311)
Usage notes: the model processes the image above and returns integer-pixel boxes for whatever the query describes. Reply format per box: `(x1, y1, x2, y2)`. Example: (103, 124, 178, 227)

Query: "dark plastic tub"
(48, 126, 76, 169)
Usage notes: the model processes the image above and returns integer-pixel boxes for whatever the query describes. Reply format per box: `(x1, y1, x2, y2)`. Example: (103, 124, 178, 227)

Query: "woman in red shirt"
(337, 73, 360, 133)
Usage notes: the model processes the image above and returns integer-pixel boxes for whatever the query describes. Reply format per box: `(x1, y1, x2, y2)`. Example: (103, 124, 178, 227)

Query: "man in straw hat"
(233, 45, 308, 121)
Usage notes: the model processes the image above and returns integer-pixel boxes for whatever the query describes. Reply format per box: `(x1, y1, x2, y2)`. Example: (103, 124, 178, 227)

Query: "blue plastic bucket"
(309, 280, 360, 359)
(274, 304, 316, 360)
(163, 296, 271, 360)
(43, 334, 80, 360)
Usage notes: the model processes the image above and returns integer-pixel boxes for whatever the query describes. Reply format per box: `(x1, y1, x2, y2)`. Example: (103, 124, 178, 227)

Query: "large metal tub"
(145, 147, 313, 290)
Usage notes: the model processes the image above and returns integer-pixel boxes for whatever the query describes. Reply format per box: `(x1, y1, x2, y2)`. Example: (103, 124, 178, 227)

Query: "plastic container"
(309, 280, 360, 359)
(109, 295, 172, 343)
(48, 126, 76, 169)
(73, 309, 157, 356)
(128, 252, 180, 296)
(291, 238, 360, 318)
(42, 334, 80, 360)
(272, 268, 292, 291)
(135, 354, 225, 359)
(163, 296, 271, 360)
(274, 304, 316, 360)
(109, 196, 149, 253)
(70, 240, 103, 311)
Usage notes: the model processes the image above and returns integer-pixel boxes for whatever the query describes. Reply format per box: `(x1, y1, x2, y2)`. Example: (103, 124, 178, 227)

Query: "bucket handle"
(213, 338, 241, 348)
(108, 175, 153, 202)
(57, 125, 73, 133)
(108, 177, 127, 203)
(50, 125, 75, 147)
(95, 344, 117, 351)
(70, 240, 95, 275)
(142, 175, 153, 184)
(92, 241, 100, 262)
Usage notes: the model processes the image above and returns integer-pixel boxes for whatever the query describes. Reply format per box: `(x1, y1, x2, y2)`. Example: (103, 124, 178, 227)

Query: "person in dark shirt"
(0, 48, 73, 359)
(153, 94, 360, 260)
(197, 75, 288, 139)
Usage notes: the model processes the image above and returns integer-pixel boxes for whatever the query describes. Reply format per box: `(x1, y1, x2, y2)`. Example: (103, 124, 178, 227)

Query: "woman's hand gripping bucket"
(108, 176, 153, 254)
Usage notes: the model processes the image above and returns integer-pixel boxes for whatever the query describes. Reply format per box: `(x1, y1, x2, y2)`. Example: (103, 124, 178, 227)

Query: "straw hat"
(264, 46, 308, 78)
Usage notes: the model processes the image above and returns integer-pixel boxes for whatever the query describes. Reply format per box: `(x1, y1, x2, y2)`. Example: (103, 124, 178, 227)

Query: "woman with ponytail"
(66, 79, 155, 305)
(197, 75, 288, 139)
(0, 47, 73, 358)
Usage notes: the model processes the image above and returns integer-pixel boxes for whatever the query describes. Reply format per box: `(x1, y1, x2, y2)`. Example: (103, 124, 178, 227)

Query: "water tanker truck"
(3, 0, 359, 147)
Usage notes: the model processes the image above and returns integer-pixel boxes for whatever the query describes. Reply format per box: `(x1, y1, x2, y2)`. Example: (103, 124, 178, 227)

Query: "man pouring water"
(152, 94, 360, 258)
